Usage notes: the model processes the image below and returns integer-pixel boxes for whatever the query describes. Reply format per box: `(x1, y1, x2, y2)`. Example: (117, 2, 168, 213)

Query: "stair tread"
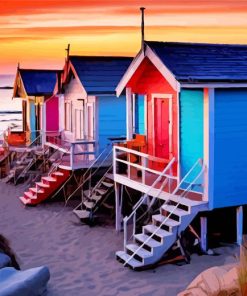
(73, 209, 90, 219)
(105, 173, 114, 180)
(30, 187, 44, 194)
(161, 205, 188, 216)
(52, 171, 64, 176)
(90, 195, 102, 202)
(165, 194, 207, 207)
(95, 189, 107, 195)
(19, 196, 31, 205)
(144, 224, 173, 237)
(42, 176, 57, 182)
(134, 233, 162, 248)
(116, 251, 143, 268)
(24, 191, 36, 200)
(36, 182, 50, 188)
(83, 201, 95, 209)
(126, 244, 152, 259)
(102, 181, 114, 188)
(153, 214, 180, 227)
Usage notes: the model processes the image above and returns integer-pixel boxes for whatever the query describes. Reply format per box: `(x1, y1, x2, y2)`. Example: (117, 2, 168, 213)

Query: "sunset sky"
(1, 0, 247, 74)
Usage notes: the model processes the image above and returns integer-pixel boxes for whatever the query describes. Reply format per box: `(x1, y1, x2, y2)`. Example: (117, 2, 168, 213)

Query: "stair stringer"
(116, 197, 208, 269)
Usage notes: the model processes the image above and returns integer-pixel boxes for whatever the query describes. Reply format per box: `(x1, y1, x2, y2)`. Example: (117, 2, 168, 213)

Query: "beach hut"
(20, 55, 132, 208)
(45, 55, 132, 170)
(12, 66, 60, 145)
(114, 40, 247, 269)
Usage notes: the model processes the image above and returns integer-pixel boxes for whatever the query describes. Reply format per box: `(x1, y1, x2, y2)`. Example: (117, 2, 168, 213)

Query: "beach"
(0, 182, 239, 296)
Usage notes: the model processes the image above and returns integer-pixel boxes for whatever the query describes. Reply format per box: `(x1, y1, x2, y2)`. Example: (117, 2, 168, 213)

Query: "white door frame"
(151, 93, 173, 158)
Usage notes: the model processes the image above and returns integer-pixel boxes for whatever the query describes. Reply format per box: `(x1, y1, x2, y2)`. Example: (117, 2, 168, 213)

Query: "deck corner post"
(200, 215, 208, 252)
(115, 183, 123, 232)
(236, 206, 243, 246)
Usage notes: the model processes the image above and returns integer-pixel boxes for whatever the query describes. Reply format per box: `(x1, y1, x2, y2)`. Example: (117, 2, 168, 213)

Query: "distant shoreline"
(0, 86, 13, 89)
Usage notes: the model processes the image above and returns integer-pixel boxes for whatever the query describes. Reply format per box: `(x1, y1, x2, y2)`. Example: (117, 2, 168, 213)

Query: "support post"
(115, 183, 123, 232)
(200, 216, 208, 252)
(236, 206, 243, 246)
(41, 101, 46, 148)
(70, 143, 74, 169)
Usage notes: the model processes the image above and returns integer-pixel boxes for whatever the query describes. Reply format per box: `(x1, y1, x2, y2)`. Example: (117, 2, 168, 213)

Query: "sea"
(0, 75, 22, 138)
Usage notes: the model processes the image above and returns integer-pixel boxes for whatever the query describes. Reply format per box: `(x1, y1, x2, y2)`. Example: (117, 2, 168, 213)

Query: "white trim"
(146, 46, 180, 92)
(177, 90, 181, 182)
(181, 83, 247, 88)
(208, 88, 215, 209)
(68, 61, 88, 97)
(126, 88, 133, 140)
(116, 45, 181, 96)
(203, 89, 209, 202)
(116, 50, 145, 97)
(132, 94, 136, 134)
(151, 94, 173, 159)
(144, 95, 147, 136)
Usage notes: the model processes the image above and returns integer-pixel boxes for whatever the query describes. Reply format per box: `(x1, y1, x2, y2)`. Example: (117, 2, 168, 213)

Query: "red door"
(154, 98, 170, 159)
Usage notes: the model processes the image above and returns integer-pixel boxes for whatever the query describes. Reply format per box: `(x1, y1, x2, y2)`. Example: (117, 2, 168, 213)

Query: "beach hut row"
(5, 19, 247, 269)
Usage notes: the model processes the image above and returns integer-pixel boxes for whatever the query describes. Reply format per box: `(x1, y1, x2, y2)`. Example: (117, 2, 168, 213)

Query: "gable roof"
(146, 41, 247, 83)
(18, 69, 60, 96)
(69, 56, 133, 94)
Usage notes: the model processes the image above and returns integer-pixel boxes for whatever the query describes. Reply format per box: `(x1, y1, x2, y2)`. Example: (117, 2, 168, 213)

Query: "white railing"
(46, 134, 96, 169)
(123, 159, 205, 267)
(73, 164, 113, 212)
(123, 157, 176, 250)
(113, 145, 172, 186)
(64, 144, 113, 205)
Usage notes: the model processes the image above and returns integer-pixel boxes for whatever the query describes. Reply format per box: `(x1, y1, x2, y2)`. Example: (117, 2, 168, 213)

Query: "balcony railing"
(45, 134, 96, 169)
(113, 145, 178, 191)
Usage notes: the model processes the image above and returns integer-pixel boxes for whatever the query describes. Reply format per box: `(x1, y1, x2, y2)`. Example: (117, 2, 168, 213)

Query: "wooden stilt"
(236, 206, 243, 246)
(115, 183, 123, 232)
(200, 216, 208, 252)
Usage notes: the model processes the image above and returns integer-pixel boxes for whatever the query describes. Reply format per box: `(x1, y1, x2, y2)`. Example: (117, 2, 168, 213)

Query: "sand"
(0, 182, 239, 296)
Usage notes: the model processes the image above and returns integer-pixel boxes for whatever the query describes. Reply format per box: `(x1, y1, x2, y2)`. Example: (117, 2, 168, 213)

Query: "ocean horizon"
(0, 74, 22, 136)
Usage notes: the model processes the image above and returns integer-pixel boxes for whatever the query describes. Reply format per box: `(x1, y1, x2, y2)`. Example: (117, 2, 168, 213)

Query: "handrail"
(123, 157, 176, 250)
(123, 159, 204, 267)
(64, 144, 113, 205)
(126, 157, 175, 220)
(73, 164, 113, 211)
(114, 145, 170, 164)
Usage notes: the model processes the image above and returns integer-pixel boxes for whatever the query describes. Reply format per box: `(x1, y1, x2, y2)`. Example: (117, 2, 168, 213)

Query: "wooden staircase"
(116, 158, 208, 270)
(116, 194, 207, 270)
(19, 168, 70, 205)
(73, 172, 114, 221)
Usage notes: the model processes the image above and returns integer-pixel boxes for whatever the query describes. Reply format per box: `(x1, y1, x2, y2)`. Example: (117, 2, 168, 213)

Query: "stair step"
(95, 189, 107, 195)
(36, 182, 50, 188)
(116, 251, 143, 269)
(73, 209, 90, 220)
(52, 171, 64, 177)
(161, 205, 189, 220)
(90, 195, 102, 202)
(42, 176, 57, 182)
(30, 187, 44, 194)
(105, 173, 114, 180)
(19, 196, 31, 205)
(83, 201, 95, 209)
(153, 214, 180, 226)
(83, 190, 90, 198)
(102, 181, 114, 188)
(24, 191, 36, 200)
(143, 224, 172, 239)
(126, 244, 152, 259)
(134, 233, 162, 248)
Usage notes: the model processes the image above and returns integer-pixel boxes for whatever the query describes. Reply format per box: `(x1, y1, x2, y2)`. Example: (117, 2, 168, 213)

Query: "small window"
(65, 102, 71, 131)
(133, 94, 145, 135)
